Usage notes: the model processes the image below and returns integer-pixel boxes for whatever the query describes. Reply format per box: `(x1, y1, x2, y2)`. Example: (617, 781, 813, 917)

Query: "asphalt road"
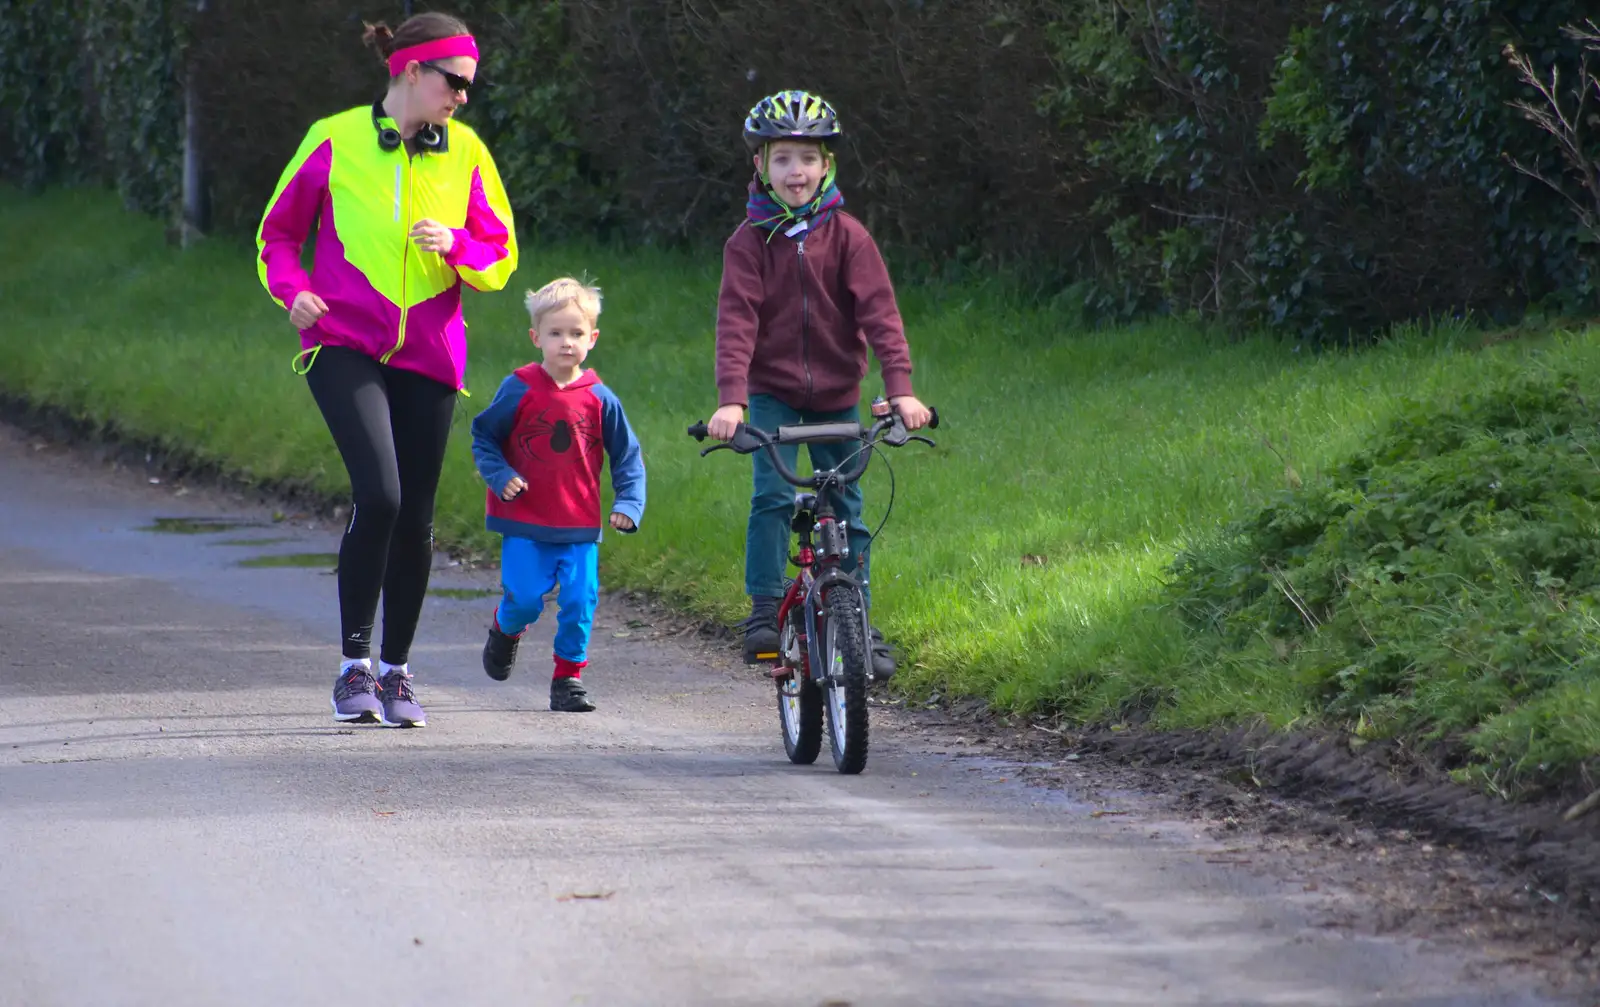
(0, 426, 1572, 1006)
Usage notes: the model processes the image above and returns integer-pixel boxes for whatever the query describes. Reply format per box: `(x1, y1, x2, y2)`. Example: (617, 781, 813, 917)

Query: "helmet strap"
(818, 146, 837, 192)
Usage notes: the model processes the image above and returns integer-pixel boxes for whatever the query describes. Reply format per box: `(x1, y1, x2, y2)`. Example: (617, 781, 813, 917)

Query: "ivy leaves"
(1042, 0, 1598, 341)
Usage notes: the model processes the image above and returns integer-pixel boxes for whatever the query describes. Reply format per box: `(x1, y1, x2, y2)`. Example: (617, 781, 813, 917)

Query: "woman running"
(256, 11, 518, 727)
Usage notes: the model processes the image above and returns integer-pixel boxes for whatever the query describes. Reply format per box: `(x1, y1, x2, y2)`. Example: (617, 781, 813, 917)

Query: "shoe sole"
(331, 699, 381, 724)
(379, 714, 426, 728)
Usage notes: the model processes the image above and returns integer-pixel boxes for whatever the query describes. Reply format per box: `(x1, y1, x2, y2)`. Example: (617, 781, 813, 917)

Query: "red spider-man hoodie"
(469, 363, 646, 543)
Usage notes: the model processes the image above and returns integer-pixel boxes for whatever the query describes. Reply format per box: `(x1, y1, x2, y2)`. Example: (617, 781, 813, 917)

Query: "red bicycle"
(688, 400, 938, 774)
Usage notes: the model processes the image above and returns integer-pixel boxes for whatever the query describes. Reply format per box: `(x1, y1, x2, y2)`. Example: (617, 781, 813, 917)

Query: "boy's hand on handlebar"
(500, 476, 528, 501)
(708, 404, 746, 442)
(609, 512, 636, 532)
(890, 395, 933, 431)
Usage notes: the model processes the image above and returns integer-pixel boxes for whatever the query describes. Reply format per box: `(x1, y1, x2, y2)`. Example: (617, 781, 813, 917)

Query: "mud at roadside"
(4, 395, 1598, 999)
(868, 700, 1600, 995)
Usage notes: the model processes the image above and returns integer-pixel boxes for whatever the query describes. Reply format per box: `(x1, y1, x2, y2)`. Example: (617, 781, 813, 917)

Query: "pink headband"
(388, 35, 479, 77)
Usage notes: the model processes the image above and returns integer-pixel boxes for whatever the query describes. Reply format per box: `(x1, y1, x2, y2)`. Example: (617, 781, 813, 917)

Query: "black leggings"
(306, 346, 457, 664)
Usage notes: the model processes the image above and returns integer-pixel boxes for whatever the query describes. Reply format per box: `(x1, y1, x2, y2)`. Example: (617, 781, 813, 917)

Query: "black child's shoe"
(869, 627, 897, 682)
(550, 676, 596, 713)
(741, 595, 781, 664)
(482, 623, 520, 681)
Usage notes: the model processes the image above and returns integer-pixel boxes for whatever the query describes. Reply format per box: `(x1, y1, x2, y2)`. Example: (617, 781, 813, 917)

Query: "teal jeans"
(745, 394, 873, 604)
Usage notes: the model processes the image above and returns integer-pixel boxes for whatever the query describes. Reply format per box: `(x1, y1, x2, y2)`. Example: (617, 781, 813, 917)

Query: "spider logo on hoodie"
(514, 408, 602, 465)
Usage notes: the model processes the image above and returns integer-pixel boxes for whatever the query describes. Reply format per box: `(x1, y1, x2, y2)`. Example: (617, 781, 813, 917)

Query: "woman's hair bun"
(361, 20, 396, 63)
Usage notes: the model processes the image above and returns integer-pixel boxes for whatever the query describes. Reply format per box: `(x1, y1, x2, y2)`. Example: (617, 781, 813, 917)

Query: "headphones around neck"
(371, 99, 448, 154)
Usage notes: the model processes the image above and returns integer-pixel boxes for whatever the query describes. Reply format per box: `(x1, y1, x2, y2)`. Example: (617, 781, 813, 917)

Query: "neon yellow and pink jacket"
(256, 105, 518, 390)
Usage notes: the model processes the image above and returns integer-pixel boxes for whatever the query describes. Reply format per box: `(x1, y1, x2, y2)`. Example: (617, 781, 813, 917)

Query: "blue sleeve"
(596, 385, 646, 532)
(470, 375, 527, 496)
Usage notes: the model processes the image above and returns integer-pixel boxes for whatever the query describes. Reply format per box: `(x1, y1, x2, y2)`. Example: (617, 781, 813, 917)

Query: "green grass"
(140, 517, 263, 534)
(235, 552, 340, 569)
(4, 186, 1598, 788)
(429, 587, 501, 600)
(1165, 363, 1600, 795)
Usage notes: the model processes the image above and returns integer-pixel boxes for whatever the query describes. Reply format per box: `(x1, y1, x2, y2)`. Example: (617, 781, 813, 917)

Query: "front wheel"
(822, 586, 870, 774)
(777, 608, 822, 764)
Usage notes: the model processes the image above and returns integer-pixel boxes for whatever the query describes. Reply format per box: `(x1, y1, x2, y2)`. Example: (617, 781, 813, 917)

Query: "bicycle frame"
(776, 498, 870, 687)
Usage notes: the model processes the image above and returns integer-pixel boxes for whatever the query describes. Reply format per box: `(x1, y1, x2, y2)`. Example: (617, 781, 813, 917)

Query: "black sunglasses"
(420, 62, 473, 94)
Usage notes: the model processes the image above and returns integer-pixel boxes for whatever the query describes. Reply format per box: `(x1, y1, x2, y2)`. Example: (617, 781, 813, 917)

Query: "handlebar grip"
(687, 421, 709, 442)
(928, 407, 940, 430)
(776, 421, 864, 444)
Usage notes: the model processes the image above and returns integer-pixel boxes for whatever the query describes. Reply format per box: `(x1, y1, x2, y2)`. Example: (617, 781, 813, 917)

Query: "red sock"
(553, 656, 587, 680)
(492, 613, 524, 638)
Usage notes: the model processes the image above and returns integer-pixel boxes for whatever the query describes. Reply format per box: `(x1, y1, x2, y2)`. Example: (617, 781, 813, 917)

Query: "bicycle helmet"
(743, 90, 842, 151)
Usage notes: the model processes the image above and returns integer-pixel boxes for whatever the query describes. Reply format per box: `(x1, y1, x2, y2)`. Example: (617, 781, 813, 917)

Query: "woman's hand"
(609, 512, 636, 532)
(708, 404, 745, 442)
(410, 218, 455, 256)
(500, 476, 527, 501)
(289, 290, 329, 330)
(890, 395, 933, 431)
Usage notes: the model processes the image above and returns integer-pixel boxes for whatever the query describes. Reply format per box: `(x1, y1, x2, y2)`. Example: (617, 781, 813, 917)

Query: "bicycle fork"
(802, 570, 870, 686)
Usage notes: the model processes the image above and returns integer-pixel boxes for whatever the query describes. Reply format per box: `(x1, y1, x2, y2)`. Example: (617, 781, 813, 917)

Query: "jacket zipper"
(382, 153, 413, 365)
(797, 237, 813, 408)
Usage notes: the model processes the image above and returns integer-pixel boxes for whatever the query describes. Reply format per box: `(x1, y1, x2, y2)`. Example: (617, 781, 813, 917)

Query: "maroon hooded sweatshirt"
(715, 208, 914, 413)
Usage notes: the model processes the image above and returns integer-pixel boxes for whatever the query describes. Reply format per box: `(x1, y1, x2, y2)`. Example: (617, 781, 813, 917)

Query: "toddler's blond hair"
(524, 276, 602, 330)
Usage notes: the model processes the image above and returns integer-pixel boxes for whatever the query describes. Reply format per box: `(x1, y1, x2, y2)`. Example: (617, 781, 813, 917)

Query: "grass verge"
(3, 186, 1597, 797)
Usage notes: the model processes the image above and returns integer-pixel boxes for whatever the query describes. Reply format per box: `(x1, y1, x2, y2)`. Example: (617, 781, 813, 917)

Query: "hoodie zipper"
(797, 237, 813, 408)
(382, 153, 413, 365)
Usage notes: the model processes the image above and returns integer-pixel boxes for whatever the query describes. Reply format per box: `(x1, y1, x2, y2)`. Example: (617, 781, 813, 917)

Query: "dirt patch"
(870, 698, 1600, 995)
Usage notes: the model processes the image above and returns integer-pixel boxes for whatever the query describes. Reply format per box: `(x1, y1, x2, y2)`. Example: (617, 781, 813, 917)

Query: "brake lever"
(882, 413, 911, 447)
(879, 404, 938, 447)
(729, 426, 765, 454)
(700, 443, 733, 457)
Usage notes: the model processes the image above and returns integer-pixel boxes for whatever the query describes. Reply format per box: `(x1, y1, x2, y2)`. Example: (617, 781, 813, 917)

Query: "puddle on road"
(141, 516, 264, 535)
(236, 552, 339, 570)
(430, 587, 499, 600)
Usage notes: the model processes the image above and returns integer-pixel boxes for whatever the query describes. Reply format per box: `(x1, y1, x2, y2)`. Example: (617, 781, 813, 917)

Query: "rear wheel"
(822, 586, 870, 774)
(776, 607, 822, 764)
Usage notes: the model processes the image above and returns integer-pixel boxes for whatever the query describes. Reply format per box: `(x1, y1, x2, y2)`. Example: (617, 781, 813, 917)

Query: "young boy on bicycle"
(706, 90, 932, 679)
(472, 277, 646, 712)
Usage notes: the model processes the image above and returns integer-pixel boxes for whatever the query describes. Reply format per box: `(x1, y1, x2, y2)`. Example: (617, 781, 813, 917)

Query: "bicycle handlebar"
(686, 404, 938, 490)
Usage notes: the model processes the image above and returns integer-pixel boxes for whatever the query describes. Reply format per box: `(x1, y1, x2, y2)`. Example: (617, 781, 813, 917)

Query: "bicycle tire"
(777, 607, 822, 764)
(822, 585, 870, 774)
